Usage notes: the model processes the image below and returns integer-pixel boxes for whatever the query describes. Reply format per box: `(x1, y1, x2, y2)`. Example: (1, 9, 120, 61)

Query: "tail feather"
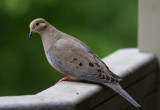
(105, 83, 141, 108)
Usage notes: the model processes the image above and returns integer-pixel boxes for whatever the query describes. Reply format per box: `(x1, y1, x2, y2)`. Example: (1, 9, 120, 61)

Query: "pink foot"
(56, 76, 71, 84)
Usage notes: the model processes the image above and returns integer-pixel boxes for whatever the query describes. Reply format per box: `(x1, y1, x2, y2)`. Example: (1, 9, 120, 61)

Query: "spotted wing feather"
(48, 38, 121, 83)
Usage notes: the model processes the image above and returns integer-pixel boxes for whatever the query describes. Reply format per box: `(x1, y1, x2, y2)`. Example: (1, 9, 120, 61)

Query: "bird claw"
(56, 76, 71, 84)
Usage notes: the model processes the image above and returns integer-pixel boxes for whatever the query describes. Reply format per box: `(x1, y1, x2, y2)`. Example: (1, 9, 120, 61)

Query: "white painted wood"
(138, 0, 160, 62)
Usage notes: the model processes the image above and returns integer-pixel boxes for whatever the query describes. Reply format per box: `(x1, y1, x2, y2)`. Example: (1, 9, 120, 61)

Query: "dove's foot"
(56, 76, 71, 84)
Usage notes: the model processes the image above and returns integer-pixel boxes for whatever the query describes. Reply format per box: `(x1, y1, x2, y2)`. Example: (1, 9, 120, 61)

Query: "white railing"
(0, 48, 158, 110)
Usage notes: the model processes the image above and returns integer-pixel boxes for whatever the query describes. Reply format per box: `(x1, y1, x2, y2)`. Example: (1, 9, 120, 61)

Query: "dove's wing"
(47, 38, 121, 83)
(72, 37, 122, 80)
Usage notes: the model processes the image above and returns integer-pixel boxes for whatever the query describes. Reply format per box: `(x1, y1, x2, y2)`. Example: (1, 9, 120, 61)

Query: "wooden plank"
(139, 92, 156, 110)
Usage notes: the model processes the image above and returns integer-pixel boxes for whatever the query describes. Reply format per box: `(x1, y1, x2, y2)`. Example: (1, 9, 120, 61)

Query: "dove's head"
(29, 18, 49, 38)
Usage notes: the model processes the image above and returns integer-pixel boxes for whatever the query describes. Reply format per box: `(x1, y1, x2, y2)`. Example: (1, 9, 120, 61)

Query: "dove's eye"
(35, 22, 39, 26)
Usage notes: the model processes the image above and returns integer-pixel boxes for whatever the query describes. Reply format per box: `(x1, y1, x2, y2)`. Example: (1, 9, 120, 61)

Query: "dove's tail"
(105, 83, 141, 108)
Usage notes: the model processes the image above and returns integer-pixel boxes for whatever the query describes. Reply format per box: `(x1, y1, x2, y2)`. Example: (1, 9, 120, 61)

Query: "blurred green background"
(0, 0, 138, 96)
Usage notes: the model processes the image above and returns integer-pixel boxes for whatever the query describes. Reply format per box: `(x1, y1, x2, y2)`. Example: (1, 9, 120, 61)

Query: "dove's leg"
(56, 76, 71, 84)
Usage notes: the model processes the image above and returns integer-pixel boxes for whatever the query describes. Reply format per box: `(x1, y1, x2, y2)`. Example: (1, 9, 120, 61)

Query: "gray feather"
(105, 83, 141, 108)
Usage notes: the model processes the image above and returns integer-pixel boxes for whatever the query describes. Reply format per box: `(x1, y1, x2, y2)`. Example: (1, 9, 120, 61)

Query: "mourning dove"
(29, 18, 141, 108)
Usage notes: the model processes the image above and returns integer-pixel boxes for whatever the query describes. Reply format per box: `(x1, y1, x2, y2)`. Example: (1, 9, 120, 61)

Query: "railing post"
(138, 0, 160, 109)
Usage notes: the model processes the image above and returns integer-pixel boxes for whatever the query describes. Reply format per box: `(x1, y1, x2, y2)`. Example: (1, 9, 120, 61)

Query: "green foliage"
(0, 0, 138, 96)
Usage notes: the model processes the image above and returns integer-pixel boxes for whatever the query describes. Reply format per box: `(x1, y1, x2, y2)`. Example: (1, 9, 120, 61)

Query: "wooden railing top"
(0, 48, 158, 110)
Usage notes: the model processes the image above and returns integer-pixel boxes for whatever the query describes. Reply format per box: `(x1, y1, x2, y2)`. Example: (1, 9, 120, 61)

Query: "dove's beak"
(29, 30, 34, 38)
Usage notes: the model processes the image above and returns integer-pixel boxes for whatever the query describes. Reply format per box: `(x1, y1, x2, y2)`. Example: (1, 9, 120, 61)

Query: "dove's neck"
(40, 26, 59, 55)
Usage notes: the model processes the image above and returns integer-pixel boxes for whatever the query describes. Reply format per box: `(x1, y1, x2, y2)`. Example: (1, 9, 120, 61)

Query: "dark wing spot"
(100, 74, 105, 79)
(97, 69, 101, 73)
(89, 62, 94, 67)
(98, 73, 111, 82)
(115, 79, 119, 83)
(111, 77, 116, 82)
(95, 63, 100, 67)
(106, 76, 110, 81)
(98, 73, 102, 77)
(79, 63, 83, 66)
(71, 58, 77, 63)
